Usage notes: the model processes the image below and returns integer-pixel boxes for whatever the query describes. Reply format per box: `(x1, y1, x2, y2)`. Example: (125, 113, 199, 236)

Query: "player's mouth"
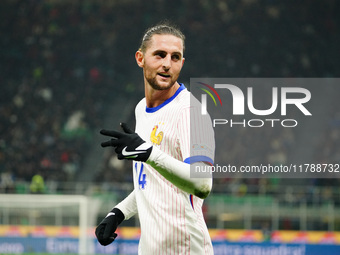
(158, 73, 171, 79)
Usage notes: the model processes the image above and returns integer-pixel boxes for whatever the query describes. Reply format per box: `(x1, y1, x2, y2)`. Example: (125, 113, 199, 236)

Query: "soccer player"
(95, 22, 215, 254)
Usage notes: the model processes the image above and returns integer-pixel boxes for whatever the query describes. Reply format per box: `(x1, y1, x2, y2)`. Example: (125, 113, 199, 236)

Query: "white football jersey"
(128, 84, 214, 254)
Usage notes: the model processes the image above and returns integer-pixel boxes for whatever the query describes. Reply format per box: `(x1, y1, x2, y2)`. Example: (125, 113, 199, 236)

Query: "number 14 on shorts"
(135, 162, 147, 189)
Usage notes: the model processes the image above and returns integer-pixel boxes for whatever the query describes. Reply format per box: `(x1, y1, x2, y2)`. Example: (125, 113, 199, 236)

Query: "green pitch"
(5, 254, 123, 255)
(8, 254, 124, 255)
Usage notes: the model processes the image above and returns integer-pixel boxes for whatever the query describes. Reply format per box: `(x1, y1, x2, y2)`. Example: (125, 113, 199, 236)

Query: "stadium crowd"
(1, 0, 339, 206)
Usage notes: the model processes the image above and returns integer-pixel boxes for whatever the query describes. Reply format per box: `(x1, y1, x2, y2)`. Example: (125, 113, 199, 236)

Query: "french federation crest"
(150, 125, 163, 145)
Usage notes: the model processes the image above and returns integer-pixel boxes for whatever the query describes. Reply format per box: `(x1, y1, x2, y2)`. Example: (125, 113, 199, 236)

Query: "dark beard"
(146, 76, 175, 91)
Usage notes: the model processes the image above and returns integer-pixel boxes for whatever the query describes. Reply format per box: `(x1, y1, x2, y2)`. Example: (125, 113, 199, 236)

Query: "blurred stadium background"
(1, 0, 340, 254)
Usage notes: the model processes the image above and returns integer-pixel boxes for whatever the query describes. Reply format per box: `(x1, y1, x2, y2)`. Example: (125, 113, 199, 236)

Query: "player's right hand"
(95, 208, 124, 246)
(100, 123, 152, 162)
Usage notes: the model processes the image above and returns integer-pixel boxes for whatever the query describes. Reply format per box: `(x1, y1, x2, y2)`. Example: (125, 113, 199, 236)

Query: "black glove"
(100, 123, 152, 162)
(95, 208, 124, 246)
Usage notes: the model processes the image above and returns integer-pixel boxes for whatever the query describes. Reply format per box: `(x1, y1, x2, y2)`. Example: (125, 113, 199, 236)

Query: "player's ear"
(135, 50, 144, 68)
(181, 57, 185, 67)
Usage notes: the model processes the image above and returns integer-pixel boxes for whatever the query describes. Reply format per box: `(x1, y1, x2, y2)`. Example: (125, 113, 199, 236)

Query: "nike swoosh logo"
(106, 212, 115, 218)
(122, 146, 147, 157)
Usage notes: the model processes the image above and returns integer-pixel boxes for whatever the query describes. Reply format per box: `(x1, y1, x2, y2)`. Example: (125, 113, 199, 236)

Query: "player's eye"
(172, 54, 180, 61)
(155, 52, 166, 58)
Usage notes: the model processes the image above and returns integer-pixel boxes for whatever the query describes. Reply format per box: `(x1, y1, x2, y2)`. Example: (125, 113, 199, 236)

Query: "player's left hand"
(95, 208, 124, 246)
(100, 123, 152, 162)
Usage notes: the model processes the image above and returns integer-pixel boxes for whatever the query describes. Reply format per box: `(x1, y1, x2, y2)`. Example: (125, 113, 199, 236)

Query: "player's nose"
(162, 54, 171, 70)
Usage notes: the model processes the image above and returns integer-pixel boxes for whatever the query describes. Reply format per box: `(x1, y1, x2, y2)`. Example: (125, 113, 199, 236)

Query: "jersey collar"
(145, 83, 186, 113)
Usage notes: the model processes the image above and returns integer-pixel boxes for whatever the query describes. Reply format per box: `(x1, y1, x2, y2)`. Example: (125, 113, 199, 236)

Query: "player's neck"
(145, 82, 180, 108)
